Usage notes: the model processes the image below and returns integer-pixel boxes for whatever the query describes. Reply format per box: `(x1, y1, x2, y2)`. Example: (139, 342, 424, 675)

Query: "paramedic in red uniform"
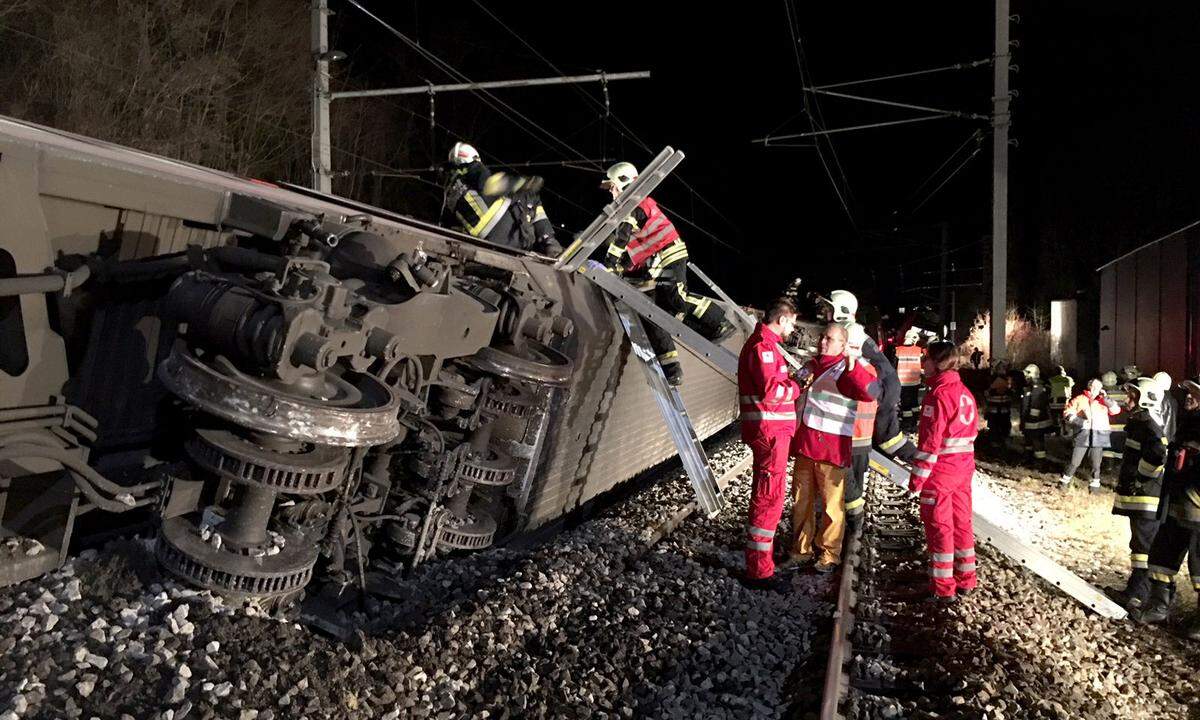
(789, 322, 880, 573)
(738, 298, 804, 590)
(909, 341, 979, 603)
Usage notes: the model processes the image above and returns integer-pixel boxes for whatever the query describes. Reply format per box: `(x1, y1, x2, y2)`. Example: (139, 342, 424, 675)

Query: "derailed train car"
(0, 115, 744, 603)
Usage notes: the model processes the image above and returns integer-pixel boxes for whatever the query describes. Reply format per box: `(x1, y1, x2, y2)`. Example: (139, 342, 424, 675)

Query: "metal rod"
(801, 86, 990, 121)
(754, 114, 950, 143)
(370, 157, 615, 176)
(311, 0, 332, 193)
(331, 71, 651, 100)
(813, 58, 992, 90)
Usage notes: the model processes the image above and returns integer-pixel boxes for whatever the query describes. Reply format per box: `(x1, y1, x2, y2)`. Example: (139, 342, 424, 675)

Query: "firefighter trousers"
(918, 473, 977, 597)
(744, 434, 791, 580)
(847, 451, 869, 520)
(654, 261, 728, 340)
(1024, 428, 1048, 460)
(1147, 516, 1200, 592)
(1127, 515, 1162, 574)
(790, 456, 847, 565)
(874, 402, 917, 462)
(986, 407, 1011, 443)
(900, 386, 920, 421)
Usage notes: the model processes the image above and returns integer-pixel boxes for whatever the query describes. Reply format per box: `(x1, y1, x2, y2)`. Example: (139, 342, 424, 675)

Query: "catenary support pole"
(990, 0, 1011, 360)
(311, 0, 332, 193)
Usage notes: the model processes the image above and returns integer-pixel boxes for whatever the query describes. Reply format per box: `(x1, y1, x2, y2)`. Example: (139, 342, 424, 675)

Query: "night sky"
(328, 2, 1200, 327)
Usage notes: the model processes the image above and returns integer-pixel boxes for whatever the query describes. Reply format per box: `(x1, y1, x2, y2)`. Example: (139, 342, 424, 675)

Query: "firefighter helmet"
(1127, 376, 1166, 412)
(903, 327, 921, 345)
(1101, 370, 1118, 388)
(825, 290, 858, 323)
(449, 142, 479, 166)
(1120, 364, 1140, 382)
(1023, 364, 1041, 382)
(601, 162, 639, 193)
(1180, 377, 1200, 401)
(1153, 371, 1173, 393)
(1055, 365, 1067, 376)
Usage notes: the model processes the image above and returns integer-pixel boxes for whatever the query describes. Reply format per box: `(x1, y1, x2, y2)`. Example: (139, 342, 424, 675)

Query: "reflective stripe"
(1125, 439, 1142, 451)
(1149, 571, 1173, 583)
(930, 552, 953, 562)
(1131, 553, 1149, 562)
(1024, 420, 1053, 430)
(658, 350, 678, 362)
(801, 364, 858, 437)
(941, 445, 974, 455)
(747, 541, 772, 552)
(943, 437, 975, 447)
(1114, 496, 1160, 512)
(919, 497, 936, 505)
(1148, 564, 1176, 577)
(1029, 408, 1042, 417)
(1137, 459, 1164, 479)
(748, 525, 775, 539)
(880, 432, 907, 451)
(845, 497, 865, 512)
(1033, 451, 1047, 459)
(740, 411, 797, 421)
(954, 548, 975, 558)
(929, 567, 954, 578)
(912, 466, 932, 479)
(470, 197, 513, 237)
(955, 562, 977, 572)
(914, 450, 938, 463)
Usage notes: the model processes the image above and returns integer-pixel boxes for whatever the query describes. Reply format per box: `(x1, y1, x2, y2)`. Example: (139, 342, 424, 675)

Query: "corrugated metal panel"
(1135, 243, 1161, 372)
(1099, 267, 1117, 372)
(1115, 260, 1137, 370)
(1159, 236, 1188, 379)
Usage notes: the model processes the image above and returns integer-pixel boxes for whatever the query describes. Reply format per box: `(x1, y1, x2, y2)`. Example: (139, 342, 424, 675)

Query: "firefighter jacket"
(985, 375, 1013, 410)
(910, 369, 978, 492)
(1048, 374, 1074, 404)
(1063, 390, 1121, 448)
(738, 323, 802, 441)
(895, 345, 923, 388)
(604, 197, 687, 273)
(863, 338, 916, 460)
(447, 162, 511, 239)
(1114, 412, 1169, 520)
(1167, 410, 1200, 530)
(851, 361, 879, 456)
(790, 354, 879, 468)
(1020, 382, 1053, 432)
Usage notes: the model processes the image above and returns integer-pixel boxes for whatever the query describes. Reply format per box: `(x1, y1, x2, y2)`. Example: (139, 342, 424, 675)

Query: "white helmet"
(1101, 371, 1118, 388)
(601, 162, 639, 193)
(1023, 364, 1040, 382)
(903, 327, 921, 345)
(1128, 376, 1166, 412)
(825, 290, 858, 323)
(1153, 371, 1173, 393)
(449, 142, 479, 166)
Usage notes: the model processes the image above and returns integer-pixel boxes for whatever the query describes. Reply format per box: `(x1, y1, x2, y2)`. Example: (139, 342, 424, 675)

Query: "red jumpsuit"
(738, 323, 802, 580)
(910, 369, 979, 597)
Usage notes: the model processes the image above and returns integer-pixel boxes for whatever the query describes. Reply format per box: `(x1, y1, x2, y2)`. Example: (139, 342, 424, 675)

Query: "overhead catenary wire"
(466, 0, 745, 252)
(812, 58, 993, 90)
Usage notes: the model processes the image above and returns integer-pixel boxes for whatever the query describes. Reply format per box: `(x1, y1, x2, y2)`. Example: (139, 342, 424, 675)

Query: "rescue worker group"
(441, 142, 1198, 632)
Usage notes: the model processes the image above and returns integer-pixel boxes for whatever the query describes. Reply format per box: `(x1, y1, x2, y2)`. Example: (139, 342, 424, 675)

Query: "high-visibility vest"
(852, 361, 879, 452)
(895, 345, 923, 387)
(801, 363, 858, 437)
(625, 197, 681, 270)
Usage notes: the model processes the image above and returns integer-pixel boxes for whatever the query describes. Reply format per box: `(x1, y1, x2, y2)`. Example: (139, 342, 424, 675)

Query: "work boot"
(662, 362, 684, 387)
(1135, 581, 1174, 624)
(1089, 477, 1102, 494)
(1182, 612, 1200, 640)
(739, 573, 792, 593)
(1106, 569, 1150, 610)
(776, 555, 811, 573)
(927, 593, 958, 605)
(956, 586, 977, 597)
(711, 319, 736, 343)
(1059, 474, 1072, 489)
(814, 559, 838, 574)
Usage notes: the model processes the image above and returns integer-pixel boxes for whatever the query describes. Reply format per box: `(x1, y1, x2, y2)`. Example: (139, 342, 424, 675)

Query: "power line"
(813, 58, 993, 90)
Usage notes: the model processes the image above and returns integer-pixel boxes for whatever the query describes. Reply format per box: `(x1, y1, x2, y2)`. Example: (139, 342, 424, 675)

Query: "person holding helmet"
(787, 322, 880, 573)
(1137, 377, 1200, 636)
(738, 298, 805, 590)
(1047, 365, 1075, 435)
(1106, 373, 1173, 610)
(909, 341, 979, 603)
(1102, 370, 1130, 465)
(598, 161, 732, 386)
(817, 290, 916, 529)
(1019, 364, 1053, 462)
(444, 142, 562, 255)
(895, 327, 924, 425)
(1060, 377, 1122, 492)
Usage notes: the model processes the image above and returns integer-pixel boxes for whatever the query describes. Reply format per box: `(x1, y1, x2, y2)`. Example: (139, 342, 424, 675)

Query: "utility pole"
(990, 0, 1011, 360)
(939, 221, 949, 335)
(311, 0, 332, 193)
